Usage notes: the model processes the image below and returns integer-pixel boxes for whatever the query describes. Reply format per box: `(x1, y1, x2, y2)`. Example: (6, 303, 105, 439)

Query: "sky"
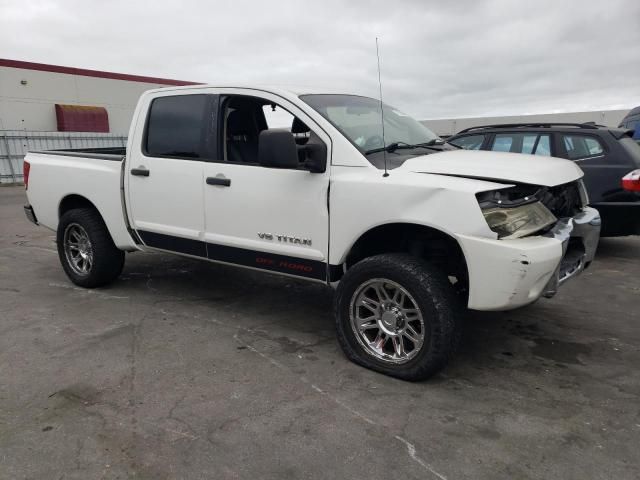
(2, 0, 640, 120)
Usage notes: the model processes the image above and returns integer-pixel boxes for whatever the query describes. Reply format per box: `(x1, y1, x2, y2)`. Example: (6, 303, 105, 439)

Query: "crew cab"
(23, 86, 600, 380)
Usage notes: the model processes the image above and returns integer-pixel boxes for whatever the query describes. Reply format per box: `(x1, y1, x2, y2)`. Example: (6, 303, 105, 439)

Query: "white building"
(0, 59, 198, 134)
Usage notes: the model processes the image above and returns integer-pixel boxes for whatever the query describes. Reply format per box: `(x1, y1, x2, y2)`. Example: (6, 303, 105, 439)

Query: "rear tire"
(334, 253, 461, 381)
(56, 208, 125, 288)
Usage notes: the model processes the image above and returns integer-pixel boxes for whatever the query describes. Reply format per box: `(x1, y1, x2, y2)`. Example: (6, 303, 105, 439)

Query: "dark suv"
(448, 123, 640, 236)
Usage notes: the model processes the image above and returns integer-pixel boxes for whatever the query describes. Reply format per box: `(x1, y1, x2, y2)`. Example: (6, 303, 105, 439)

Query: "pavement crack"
(394, 435, 448, 480)
(232, 331, 449, 480)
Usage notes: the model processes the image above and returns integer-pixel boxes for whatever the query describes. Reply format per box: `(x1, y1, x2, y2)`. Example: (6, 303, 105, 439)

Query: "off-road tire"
(56, 208, 125, 288)
(334, 253, 461, 381)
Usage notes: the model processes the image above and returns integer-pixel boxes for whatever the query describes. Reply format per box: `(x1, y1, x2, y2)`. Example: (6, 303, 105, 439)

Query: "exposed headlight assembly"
(482, 201, 557, 239)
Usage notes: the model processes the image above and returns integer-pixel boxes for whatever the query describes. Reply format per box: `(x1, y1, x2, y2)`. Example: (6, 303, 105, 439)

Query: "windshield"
(300, 94, 440, 155)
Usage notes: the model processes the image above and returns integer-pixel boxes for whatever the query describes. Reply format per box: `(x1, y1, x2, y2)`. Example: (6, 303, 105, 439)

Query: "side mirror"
(258, 129, 299, 169)
(304, 142, 327, 173)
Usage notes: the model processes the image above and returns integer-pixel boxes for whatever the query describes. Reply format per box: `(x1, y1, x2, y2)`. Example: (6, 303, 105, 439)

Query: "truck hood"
(400, 150, 584, 187)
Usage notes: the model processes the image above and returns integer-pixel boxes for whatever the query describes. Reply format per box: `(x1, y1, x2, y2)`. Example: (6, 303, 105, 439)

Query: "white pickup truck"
(23, 86, 600, 380)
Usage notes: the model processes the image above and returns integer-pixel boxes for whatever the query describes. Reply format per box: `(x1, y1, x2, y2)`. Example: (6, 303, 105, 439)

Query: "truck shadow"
(115, 241, 633, 383)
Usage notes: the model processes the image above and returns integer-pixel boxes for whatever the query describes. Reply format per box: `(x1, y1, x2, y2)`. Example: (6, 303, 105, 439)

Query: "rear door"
(126, 93, 217, 257)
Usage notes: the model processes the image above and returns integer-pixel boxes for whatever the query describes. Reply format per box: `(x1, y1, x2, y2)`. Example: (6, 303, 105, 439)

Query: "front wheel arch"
(341, 223, 469, 302)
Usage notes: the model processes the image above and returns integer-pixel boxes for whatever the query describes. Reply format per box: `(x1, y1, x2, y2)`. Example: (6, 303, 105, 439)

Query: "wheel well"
(345, 223, 469, 293)
(59, 195, 98, 218)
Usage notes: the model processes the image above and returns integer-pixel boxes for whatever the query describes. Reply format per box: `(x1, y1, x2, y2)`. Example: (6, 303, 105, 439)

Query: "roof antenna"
(376, 37, 389, 177)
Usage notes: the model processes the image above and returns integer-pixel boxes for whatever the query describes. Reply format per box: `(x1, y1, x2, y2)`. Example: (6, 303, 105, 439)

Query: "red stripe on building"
(0, 58, 201, 86)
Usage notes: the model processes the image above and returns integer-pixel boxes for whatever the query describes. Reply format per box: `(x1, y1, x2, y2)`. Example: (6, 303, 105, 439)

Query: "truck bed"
(24, 149, 136, 250)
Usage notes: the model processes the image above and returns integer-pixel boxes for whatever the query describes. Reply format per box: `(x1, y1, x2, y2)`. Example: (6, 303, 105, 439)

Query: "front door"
(202, 91, 331, 281)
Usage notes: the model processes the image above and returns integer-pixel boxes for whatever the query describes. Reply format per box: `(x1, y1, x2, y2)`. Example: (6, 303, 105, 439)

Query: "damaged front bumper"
(457, 206, 601, 311)
(541, 206, 600, 298)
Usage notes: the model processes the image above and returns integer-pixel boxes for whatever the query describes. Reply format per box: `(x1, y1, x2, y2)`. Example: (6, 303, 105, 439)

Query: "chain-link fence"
(0, 131, 127, 184)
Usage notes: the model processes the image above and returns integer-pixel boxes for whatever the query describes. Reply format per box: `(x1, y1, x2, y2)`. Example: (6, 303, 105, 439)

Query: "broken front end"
(459, 181, 600, 311)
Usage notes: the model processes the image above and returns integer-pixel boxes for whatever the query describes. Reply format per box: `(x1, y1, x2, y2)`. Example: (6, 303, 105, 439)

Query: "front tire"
(334, 254, 461, 381)
(56, 208, 125, 288)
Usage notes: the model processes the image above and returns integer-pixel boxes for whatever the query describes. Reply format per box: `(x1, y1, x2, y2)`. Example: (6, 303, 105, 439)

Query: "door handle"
(206, 176, 231, 187)
(131, 167, 150, 177)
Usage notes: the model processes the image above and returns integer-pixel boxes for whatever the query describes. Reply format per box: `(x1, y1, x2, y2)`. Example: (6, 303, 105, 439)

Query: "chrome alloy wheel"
(63, 223, 94, 275)
(349, 278, 425, 364)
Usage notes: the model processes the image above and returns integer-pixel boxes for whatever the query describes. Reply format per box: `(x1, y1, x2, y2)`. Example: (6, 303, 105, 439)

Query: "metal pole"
(1, 131, 17, 184)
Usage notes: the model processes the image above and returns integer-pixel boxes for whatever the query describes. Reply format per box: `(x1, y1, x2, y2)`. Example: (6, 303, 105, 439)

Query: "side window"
(223, 96, 325, 169)
(521, 134, 538, 153)
(491, 133, 551, 155)
(262, 105, 295, 128)
(491, 134, 514, 152)
(585, 137, 604, 155)
(145, 95, 209, 159)
(534, 135, 551, 156)
(562, 134, 604, 160)
(450, 134, 485, 150)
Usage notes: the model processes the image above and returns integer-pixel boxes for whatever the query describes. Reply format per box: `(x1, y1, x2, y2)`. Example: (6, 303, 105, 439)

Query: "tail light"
(622, 169, 640, 192)
(23, 160, 31, 190)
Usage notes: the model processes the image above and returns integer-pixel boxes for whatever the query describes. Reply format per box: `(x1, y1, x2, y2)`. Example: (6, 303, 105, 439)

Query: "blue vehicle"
(619, 106, 640, 142)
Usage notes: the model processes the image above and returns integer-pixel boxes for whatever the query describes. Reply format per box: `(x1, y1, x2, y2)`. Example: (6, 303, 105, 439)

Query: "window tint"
(562, 135, 604, 160)
(450, 134, 485, 150)
(145, 95, 208, 159)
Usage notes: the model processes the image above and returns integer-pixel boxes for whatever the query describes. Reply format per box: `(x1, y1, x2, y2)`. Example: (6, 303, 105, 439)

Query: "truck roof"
(142, 84, 357, 98)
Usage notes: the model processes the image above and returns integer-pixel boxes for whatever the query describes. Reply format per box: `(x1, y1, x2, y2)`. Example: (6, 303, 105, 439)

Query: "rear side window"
(490, 133, 551, 156)
(562, 134, 604, 160)
(145, 95, 209, 159)
(450, 134, 485, 150)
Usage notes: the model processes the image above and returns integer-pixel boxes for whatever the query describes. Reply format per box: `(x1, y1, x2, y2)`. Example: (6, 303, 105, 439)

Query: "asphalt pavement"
(1, 185, 639, 480)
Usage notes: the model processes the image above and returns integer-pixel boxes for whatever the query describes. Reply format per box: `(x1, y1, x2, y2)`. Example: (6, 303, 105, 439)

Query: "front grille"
(539, 181, 583, 218)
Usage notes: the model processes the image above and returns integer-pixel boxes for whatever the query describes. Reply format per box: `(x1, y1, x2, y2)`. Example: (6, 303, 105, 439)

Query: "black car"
(448, 123, 640, 236)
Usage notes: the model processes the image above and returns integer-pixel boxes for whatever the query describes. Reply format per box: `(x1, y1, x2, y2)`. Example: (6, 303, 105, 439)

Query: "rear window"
(449, 134, 485, 150)
(145, 95, 209, 159)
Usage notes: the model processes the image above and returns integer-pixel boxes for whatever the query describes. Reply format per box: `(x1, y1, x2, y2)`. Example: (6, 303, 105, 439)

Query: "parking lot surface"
(1, 185, 639, 480)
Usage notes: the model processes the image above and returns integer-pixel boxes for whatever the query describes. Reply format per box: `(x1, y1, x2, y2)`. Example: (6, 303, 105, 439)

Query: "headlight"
(482, 201, 557, 239)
